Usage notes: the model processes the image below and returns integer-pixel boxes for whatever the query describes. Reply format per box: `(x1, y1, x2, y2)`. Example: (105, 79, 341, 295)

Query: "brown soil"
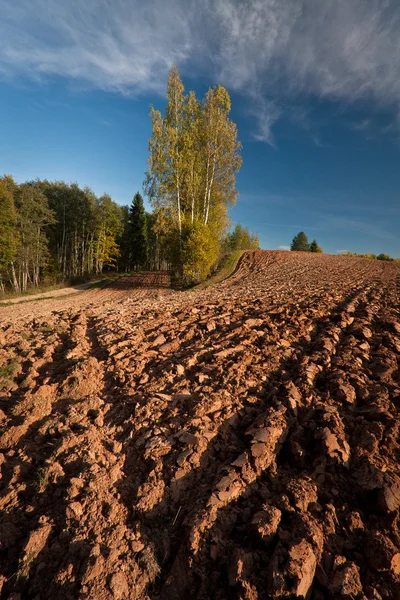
(1, 279, 104, 306)
(0, 253, 399, 600)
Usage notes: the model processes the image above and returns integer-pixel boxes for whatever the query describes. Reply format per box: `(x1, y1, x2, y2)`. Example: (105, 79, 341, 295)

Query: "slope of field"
(0, 252, 399, 599)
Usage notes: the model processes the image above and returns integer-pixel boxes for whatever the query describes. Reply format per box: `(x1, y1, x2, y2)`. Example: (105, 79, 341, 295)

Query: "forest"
(0, 179, 258, 295)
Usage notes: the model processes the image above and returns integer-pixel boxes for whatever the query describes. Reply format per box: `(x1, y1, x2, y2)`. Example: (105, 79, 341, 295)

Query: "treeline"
(0, 177, 257, 294)
(290, 231, 322, 253)
(0, 176, 124, 293)
(340, 251, 399, 262)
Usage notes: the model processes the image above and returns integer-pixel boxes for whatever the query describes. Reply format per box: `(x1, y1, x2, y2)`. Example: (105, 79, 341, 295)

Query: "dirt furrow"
(0, 252, 399, 599)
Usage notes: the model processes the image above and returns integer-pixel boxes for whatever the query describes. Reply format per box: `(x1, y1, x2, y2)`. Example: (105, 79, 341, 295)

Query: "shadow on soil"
(0, 283, 394, 598)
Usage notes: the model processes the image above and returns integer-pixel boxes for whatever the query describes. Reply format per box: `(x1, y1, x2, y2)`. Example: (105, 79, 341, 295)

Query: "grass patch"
(37, 325, 55, 334)
(87, 271, 136, 290)
(0, 295, 55, 307)
(0, 357, 18, 383)
(33, 467, 51, 493)
(87, 278, 113, 290)
(0, 282, 68, 301)
(0, 272, 128, 306)
(192, 250, 245, 290)
(0, 270, 125, 303)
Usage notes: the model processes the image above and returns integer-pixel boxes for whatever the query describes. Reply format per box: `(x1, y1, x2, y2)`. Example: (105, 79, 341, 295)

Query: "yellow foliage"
(182, 222, 220, 283)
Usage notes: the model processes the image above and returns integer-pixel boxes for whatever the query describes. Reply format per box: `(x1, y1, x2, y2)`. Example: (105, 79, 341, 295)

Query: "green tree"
(250, 233, 260, 249)
(94, 194, 123, 273)
(129, 192, 149, 270)
(309, 239, 323, 253)
(200, 85, 242, 226)
(13, 184, 55, 292)
(291, 231, 310, 252)
(0, 180, 17, 293)
(38, 181, 97, 278)
(225, 224, 259, 251)
(377, 253, 393, 261)
(37, 181, 123, 279)
(116, 205, 130, 272)
(0, 176, 125, 291)
(181, 221, 220, 282)
(146, 211, 170, 271)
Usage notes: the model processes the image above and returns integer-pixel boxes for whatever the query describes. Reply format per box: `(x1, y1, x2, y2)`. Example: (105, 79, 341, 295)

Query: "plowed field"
(1, 251, 400, 600)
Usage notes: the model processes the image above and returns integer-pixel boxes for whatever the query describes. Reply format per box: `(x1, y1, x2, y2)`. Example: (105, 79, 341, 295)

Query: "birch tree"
(145, 65, 242, 281)
(13, 184, 55, 292)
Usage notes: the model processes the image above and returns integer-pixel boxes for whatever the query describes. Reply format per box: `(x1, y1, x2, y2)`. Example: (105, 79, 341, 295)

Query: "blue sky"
(1, 0, 399, 255)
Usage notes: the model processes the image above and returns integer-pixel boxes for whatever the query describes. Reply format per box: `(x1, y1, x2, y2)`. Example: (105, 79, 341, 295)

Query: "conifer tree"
(377, 253, 392, 261)
(116, 205, 130, 272)
(129, 192, 148, 270)
(309, 239, 323, 253)
(291, 231, 310, 252)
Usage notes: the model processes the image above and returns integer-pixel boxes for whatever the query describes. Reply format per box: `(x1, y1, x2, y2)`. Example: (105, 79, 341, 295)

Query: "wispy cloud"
(247, 96, 281, 145)
(312, 134, 325, 148)
(1, 0, 400, 140)
(352, 119, 371, 131)
(278, 245, 290, 250)
(319, 215, 396, 241)
(268, 223, 322, 231)
(0, 0, 193, 94)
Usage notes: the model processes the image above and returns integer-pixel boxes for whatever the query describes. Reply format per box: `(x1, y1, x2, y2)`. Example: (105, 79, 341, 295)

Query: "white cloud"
(1, 0, 400, 139)
(0, 0, 193, 94)
(278, 245, 290, 250)
(247, 95, 281, 145)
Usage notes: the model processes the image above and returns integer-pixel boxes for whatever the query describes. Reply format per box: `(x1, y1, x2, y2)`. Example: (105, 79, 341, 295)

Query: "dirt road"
(1, 280, 104, 306)
(0, 253, 399, 599)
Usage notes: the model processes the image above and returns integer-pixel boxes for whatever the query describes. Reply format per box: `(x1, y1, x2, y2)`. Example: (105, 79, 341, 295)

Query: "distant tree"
(225, 224, 259, 251)
(309, 239, 323, 253)
(341, 251, 377, 259)
(223, 223, 260, 252)
(291, 231, 310, 252)
(377, 253, 393, 261)
(250, 233, 260, 249)
(129, 192, 148, 270)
